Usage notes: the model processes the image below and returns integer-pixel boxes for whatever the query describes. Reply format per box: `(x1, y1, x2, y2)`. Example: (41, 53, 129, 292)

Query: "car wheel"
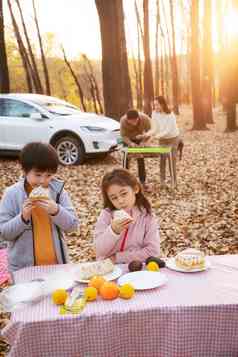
(55, 136, 85, 165)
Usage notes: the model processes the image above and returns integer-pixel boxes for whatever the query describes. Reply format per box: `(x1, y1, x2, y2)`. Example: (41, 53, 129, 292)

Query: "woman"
(149, 96, 180, 188)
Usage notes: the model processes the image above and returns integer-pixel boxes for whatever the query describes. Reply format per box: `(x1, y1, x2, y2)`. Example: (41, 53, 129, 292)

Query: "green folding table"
(121, 146, 175, 188)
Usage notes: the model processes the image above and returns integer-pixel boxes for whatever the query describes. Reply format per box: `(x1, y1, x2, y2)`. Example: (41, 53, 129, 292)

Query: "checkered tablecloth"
(2, 255, 238, 357)
(0, 249, 10, 285)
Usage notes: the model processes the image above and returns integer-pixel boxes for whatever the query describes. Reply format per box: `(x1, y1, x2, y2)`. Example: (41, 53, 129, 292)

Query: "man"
(120, 109, 151, 190)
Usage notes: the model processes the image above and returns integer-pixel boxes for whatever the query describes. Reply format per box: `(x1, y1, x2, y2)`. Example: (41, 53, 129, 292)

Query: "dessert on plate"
(29, 186, 50, 200)
(74, 258, 114, 280)
(113, 209, 133, 222)
(175, 248, 205, 270)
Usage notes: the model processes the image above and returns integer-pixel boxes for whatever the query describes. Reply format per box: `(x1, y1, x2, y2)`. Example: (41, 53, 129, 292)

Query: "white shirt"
(150, 111, 179, 139)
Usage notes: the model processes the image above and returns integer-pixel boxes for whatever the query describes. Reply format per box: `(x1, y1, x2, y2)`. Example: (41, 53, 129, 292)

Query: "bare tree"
(95, 0, 132, 120)
(0, 0, 10, 92)
(62, 46, 87, 112)
(134, 0, 143, 109)
(191, 0, 208, 130)
(201, 0, 214, 123)
(154, 0, 160, 97)
(169, 0, 180, 114)
(14, 0, 43, 93)
(81, 54, 103, 114)
(32, 0, 51, 95)
(143, 0, 154, 115)
(8, 0, 34, 92)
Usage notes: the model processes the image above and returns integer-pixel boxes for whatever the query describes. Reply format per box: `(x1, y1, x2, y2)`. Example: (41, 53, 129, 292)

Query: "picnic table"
(120, 146, 176, 188)
(2, 255, 238, 357)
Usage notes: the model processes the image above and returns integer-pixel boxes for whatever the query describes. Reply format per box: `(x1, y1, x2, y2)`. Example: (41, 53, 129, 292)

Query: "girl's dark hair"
(20, 142, 59, 173)
(101, 168, 151, 214)
(155, 96, 171, 114)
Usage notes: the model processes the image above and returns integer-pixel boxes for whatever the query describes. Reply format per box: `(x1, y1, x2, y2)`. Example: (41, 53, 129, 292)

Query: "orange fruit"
(99, 282, 119, 300)
(88, 276, 106, 291)
(84, 287, 98, 301)
(52, 289, 68, 305)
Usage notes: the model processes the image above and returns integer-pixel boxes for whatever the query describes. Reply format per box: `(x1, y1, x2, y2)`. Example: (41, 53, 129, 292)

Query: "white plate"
(117, 271, 167, 290)
(166, 257, 211, 273)
(75, 265, 123, 283)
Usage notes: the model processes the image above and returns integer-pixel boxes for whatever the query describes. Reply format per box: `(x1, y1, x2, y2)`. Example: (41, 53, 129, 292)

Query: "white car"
(0, 93, 120, 165)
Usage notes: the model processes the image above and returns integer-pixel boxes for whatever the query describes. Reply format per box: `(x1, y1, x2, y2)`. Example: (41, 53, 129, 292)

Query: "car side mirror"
(30, 112, 44, 120)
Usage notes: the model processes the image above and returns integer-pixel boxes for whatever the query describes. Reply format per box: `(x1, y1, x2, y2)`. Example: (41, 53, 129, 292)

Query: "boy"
(0, 142, 79, 272)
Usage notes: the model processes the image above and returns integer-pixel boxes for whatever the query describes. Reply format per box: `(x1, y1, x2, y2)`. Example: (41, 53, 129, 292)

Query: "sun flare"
(224, 8, 238, 37)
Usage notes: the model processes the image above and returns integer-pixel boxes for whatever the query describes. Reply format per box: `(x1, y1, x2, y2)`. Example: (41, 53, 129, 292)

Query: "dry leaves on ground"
(0, 106, 237, 355)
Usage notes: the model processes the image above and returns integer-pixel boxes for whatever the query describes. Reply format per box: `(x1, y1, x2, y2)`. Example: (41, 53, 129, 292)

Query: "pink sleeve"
(115, 215, 160, 263)
(94, 209, 121, 260)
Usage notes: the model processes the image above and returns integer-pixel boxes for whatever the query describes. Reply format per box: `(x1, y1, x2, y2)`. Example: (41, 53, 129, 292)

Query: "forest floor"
(0, 105, 238, 355)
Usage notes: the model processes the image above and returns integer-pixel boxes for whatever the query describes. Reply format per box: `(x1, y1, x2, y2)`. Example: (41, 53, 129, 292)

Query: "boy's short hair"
(126, 109, 139, 120)
(20, 142, 59, 173)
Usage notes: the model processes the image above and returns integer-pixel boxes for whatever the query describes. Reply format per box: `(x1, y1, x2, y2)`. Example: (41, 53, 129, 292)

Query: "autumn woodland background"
(0, 0, 238, 354)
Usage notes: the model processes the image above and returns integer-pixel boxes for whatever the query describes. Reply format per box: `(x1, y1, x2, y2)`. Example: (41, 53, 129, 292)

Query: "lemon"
(119, 283, 135, 299)
(52, 289, 68, 305)
(84, 286, 98, 301)
(146, 261, 159, 271)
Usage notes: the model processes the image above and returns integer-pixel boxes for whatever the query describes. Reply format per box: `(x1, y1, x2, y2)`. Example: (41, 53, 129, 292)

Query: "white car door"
(0, 98, 51, 150)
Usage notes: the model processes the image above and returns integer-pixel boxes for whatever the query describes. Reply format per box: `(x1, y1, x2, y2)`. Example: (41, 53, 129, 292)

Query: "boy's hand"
(22, 199, 34, 221)
(33, 199, 59, 216)
(111, 218, 131, 235)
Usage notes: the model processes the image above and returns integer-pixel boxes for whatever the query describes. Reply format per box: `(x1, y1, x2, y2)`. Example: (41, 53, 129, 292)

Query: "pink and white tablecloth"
(2, 255, 238, 357)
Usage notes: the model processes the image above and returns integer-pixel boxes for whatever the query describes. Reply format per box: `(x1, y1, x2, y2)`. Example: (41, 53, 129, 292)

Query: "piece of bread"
(175, 248, 205, 270)
(29, 186, 50, 200)
(113, 209, 133, 222)
(75, 259, 114, 280)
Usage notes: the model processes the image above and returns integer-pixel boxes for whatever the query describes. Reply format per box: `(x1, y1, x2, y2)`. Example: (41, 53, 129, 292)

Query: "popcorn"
(113, 209, 133, 222)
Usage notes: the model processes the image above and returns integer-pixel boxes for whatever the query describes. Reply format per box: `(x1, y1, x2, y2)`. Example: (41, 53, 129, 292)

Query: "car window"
(0, 98, 40, 118)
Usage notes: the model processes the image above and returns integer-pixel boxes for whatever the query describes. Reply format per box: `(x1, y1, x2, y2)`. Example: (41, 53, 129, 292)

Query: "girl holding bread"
(94, 168, 160, 263)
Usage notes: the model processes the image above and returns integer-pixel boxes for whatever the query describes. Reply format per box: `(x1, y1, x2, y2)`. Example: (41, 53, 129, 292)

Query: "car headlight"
(80, 126, 108, 133)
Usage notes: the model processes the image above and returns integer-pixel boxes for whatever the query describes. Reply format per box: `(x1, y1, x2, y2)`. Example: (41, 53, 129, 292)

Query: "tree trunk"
(95, 0, 132, 120)
(143, 0, 154, 115)
(81, 54, 103, 113)
(0, 0, 10, 92)
(32, 0, 51, 95)
(223, 0, 238, 131)
(15, 0, 43, 93)
(134, 0, 143, 110)
(7, 0, 34, 92)
(154, 0, 160, 97)
(201, 0, 214, 123)
(62, 47, 87, 112)
(169, 0, 180, 114)
(191, 0, 208, 130)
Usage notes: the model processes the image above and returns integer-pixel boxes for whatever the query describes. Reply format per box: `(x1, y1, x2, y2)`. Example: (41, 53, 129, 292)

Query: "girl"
(94, 169, 160, 263)
(149, 96, 180, 188)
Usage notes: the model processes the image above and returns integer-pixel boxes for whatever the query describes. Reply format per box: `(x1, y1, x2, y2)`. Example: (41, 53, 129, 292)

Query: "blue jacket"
(0, 177, 79, 272)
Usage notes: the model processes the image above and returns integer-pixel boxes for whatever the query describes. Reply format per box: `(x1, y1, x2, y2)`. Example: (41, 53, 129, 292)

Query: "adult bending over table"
(120, 109, 152, 191)
(149, 96, 180, 188)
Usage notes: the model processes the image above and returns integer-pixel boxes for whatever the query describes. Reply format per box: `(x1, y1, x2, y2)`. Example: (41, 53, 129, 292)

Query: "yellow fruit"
(52, 289, 68, 305)
(84, 286, 98, 301)
(119, 283, 135, 299)
(88, 276, 106, 291)
(146, 261, 159, 271)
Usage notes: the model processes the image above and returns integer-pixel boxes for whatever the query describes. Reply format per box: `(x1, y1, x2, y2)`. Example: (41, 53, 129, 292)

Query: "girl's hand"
(111, 218, 131, 235)
(33, 199, 59, 216)
(22, 199, 34, 221)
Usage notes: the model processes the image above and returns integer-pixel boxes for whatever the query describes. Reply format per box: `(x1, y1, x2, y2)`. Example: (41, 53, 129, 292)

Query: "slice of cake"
(175, 248, 205, 270)
(29, 186, 50, 200)
(75, 259, 114, 280)
(113, 209, 133, 222)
